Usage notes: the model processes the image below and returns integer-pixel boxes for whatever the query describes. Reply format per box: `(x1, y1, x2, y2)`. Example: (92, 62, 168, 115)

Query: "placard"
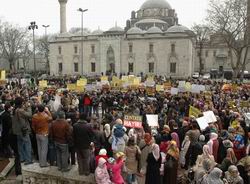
(77, 78, 87, 86)
(146, 114, 159, 127)
(203, 111, 217, 123)
(170, 87, 179, 95)
(196, 116, 209, 130)
(123, 115, 143, 128)
(1, 70, 6, 80)
(191, 84, 200, 93)
(39, 80, 48, 88)
(67, 84, 76, 91)
(101, 76, 108, 81)
(156, 85, 164, 92)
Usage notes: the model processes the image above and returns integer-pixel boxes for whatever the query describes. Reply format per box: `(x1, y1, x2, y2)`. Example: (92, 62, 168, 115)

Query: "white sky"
(0, 0, 208, 35)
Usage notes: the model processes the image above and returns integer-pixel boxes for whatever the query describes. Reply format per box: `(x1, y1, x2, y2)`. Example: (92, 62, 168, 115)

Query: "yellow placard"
(1, 70, 6, 80)
(121, 76, 129, 82)
(112, 76, 120, 83)
(67, 84, 76, 91)
(101, 76, 108, 81)
(75, 86, 85, 92)
(156, 85, 164, 92)
(164, 82, 171, 90)
(133, 78, 140, 86)
(39, 80, 48, 88)
(189, 105, 202, 118)
(77, 78, 87, 86)
(185, 82, 191, 91)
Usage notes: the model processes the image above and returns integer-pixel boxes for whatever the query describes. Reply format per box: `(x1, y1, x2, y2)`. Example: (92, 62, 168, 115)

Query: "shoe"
(24, 161, 33, 165)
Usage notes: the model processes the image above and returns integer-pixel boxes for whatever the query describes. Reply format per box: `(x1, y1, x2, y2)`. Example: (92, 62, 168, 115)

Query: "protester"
(32, 105, 52, 167)
(95, 157, 112, 184)
(225, 165, 244, 184)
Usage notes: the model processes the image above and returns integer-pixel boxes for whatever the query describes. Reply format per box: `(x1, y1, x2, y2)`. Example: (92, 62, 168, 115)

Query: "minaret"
(58, 0, 68, 33)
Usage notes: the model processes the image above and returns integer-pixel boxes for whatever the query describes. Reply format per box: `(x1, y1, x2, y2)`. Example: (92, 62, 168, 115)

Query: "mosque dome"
(127, 27, 143, 34)
(140, 0, 172, 10)
(166, 25, 190, 33)
(107, 26, 124, 32)
(146, 26, 163, 34)
(135, 18, 167, 25)
(92, 29, 104, 35)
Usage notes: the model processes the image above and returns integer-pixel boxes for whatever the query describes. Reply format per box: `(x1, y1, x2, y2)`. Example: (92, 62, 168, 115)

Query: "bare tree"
(0, 22, 30, 73)
(191, 24, 211, 74)
(207, 0, 249, 79)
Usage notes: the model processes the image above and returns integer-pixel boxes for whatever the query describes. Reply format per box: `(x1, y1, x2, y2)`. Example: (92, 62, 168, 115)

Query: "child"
(96, 148, 109, 166)
(107, 152, 126, 184)
(95, 157, 112, 184)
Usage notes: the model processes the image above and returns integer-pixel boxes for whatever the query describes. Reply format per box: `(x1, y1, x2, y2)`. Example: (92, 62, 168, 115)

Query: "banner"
(170, 87, 179, 95)
(156, 85, 164, 92)
(123, 115, 143, 128)
(77, 78, 87, 86)
(189, 106, 202, 118)
(1, 70, 6, 80)
(101, 76, 108, 81)
(39, 80, 48, 88)
(67, 84, 76, 91)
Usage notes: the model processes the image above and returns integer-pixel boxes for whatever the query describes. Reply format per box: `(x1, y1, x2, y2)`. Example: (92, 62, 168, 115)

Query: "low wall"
(22, 163, 95, 184)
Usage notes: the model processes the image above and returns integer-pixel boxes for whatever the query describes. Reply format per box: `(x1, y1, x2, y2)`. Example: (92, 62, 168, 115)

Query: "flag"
(189, 106, 202, 118)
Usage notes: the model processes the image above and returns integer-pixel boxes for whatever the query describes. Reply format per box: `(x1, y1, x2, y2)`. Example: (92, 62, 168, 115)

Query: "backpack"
(113, 124, 125, 138)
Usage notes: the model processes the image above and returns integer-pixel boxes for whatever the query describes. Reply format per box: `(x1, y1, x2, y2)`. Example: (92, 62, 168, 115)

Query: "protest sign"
(178, 81, 185, 87)
(146, 114, 159, 127)
(240, 101, 249, 108)
(156, 85, 164, 92)
(39, 80, 48, 88)
(191, 84, 200, 93)
(170, 87, 179, 95)
(203, 111, 217, 123)
(196, 116, 209, 130)
(101, 76, 108, 81)
(185, 82, 191, 92)
(67, 84, 76, 91)
(198, 85, 206, 91)
(189, 106, 202, 118)
(1, 70, 6, 80)
(77, 78, 87, 86)
(123, 115, 143, 128)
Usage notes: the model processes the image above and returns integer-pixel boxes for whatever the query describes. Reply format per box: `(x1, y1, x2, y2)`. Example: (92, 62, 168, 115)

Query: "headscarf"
(99, 149, 107, 156)
(144, 133, 152, 145)
(203, 167, 223, 184)
(203, 145, 211, 157)
(234, 134, 244, 149)
(98, 157, 107, 168)
(225, 165, 243, 184)
(226, 148, 237, 164)
(210, 132, 218, 141)
(167, 140, 180, 160)
(104, 124, 111, 138)
(199, 134, 205, 142)
(171, 132, 180, 148)
(152, 143, 160, 161)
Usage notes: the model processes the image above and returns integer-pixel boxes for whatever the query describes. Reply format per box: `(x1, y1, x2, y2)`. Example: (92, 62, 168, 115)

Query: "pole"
(81, 11, 83, 76)
(33, 29, 36, 73)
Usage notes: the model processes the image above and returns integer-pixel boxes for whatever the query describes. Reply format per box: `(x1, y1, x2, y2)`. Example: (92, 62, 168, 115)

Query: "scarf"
(104, 124, 111, 138)
(152, 143, 160, 161)
(167, 141, 180, 160)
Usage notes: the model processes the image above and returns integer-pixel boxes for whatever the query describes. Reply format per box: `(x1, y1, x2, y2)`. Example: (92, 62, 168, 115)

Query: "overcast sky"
(0, 0, 208, 35)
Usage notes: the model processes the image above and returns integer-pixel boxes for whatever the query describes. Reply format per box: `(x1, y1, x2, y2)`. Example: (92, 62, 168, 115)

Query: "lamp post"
(42, 25, 50, 74)
(77, 8, 88, 76)
(28, 21, 38, 73)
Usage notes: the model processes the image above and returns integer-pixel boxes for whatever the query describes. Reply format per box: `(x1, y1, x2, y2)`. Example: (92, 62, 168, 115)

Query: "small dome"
(166, 25, 189, 33)
(92, 29, 103, 35)
(107, 26, 124, 32)
(127, 27, 143, 34)
(141, 0, 172, 10)
(146, 26, 163, 34)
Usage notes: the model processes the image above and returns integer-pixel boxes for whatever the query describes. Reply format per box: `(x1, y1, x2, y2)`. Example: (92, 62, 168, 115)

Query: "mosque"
(50, 0, 247, 77)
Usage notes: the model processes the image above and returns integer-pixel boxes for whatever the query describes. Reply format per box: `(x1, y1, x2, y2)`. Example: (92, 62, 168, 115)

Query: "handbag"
(164, 156, 174, 168)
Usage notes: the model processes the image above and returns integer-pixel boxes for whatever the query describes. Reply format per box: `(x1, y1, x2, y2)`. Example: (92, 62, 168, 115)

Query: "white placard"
(146, 114, 159, 127)
(170, 87, 179, 95)
(178, 81, 186, 87)
(191, 84, 200, 94)
(203, 111, 217, 123)
(196, 116, 209, 130)
(199, 85, 206, 91)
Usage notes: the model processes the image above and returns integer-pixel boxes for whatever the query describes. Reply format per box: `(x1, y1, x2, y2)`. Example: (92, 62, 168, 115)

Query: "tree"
(207, 0, 249, 79)
(0, 22, 30, 72)
(191, 24, 211, 74)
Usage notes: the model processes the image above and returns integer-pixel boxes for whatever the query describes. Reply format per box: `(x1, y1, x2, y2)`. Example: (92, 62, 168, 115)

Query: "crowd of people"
(0, 76, 250, 184)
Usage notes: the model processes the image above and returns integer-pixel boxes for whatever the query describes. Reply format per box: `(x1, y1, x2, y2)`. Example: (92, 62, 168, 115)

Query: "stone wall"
(22, 163, 95, 184)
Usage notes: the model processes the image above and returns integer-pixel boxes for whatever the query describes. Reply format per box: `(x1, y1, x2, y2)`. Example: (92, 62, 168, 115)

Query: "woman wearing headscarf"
(201, 167, 224, 184)
(225, 165, 244, 184)
(103, 124, 112, 157)
(207, 132, 219, 162)
(125, 138, 141, 184)
(218, 148, 237, 172)
(194, 145, 216, 169)
(145, 143, 161, 184)
(171, 132, 180, 148)
(195, 158, 216, 184)
(95, 157, 112, 184)
(137, 133, 153, 184)
(179, 135, 190, 168)
(163, 140, 179, 184)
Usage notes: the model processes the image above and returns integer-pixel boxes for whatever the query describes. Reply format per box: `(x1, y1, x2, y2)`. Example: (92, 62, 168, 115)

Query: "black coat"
(145, 153, 162, 184)
(73, 121, 94, 150)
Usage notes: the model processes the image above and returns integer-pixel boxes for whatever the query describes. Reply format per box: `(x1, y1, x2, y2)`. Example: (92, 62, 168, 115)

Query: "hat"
(221, 130, 229, 140)
(99, 149, 107, 156)
(199, 135, 205, 142)
(223, 140, 233, 148)
(107, 157, 115, 164)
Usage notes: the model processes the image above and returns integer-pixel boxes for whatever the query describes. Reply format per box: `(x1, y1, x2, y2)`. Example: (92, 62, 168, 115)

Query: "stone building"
(49, 0, 195, 78)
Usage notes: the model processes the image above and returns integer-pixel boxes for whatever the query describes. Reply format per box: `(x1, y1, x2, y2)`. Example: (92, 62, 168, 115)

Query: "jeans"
(36, 134, 48, 167)
(17, 134, 32, 163)
(127, 174, 136, 184)
(55, 142, 69, 171)
(76, 149, 90, 175)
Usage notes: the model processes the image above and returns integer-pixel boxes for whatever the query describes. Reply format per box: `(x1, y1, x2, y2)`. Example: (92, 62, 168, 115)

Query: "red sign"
(123, 115, 143, 128)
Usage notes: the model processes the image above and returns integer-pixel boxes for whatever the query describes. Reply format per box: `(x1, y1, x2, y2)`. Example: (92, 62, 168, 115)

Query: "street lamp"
(42, 25, 50, 74)
(28, 21, 38, 73)
(77, 8, 88, 76)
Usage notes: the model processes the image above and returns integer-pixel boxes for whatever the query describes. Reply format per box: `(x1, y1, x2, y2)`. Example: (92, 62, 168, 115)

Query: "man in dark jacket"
(73, 113, 94, 175)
